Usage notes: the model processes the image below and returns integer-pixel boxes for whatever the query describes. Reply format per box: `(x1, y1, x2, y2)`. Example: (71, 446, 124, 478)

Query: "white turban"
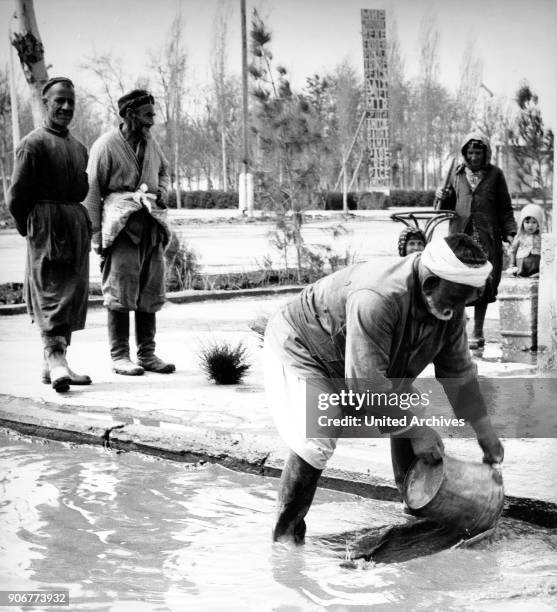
(420, 237, 492, 288)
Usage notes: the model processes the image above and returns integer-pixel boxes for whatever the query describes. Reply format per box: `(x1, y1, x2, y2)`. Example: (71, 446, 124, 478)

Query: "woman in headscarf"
(436, 132, 517, 348)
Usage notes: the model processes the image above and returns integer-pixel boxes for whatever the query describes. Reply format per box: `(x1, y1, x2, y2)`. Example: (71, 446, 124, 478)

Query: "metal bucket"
(402, 455, 505, 536)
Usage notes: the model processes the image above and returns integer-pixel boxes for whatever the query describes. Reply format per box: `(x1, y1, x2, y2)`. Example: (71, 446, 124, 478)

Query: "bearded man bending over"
(264, 233, 504, 544)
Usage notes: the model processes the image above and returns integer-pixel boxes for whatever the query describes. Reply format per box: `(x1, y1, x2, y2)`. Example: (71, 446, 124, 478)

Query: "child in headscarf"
(509, 203, 544, 277)
(398, 227, 426, 257)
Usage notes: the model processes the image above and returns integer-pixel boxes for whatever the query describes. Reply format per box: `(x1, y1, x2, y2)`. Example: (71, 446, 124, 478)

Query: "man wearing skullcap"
(436, 132, 517, 348)
(264, 233, 504, 544)
(84, 89, 174, 375)
(8, 77, 92, 392)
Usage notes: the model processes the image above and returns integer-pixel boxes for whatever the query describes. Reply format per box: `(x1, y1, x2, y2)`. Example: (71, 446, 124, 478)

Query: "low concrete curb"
(2, 394, 556, 530)
(0, 286, 303, 316)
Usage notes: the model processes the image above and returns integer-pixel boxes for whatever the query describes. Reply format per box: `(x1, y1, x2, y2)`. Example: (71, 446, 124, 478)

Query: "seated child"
(509, 203, 544, 277)
(398, 227, 426, 256)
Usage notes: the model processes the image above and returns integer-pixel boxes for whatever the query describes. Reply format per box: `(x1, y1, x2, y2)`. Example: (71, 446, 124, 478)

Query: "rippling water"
(1, 430, 556, 611)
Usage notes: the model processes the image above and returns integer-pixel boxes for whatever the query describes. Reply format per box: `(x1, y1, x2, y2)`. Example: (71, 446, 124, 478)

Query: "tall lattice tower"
(361, 9, 390, 191)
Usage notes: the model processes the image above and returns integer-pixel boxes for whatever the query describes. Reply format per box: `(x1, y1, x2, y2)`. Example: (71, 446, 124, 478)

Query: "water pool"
(1, 430, 556, 611)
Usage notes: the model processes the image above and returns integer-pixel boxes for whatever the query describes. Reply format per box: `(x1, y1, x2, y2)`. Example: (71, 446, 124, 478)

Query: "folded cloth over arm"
(101, 190, 171, 251)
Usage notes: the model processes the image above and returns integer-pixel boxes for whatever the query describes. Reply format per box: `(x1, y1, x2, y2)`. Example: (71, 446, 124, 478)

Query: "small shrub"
(198, 340, 251, 385)
(0, 202, 15, 230)
(0, 282, 24, 304)
(320, 191, 358, 211)
(357, 191, 390, 210)
(167, 190, 239, 209)
(388, 190, 436, 207)
(165, 233, 201, 291)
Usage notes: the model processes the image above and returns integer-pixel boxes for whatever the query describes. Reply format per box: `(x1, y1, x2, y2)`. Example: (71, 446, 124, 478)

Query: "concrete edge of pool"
(1, 393, 555, 530)
(0, 286, 305, 317)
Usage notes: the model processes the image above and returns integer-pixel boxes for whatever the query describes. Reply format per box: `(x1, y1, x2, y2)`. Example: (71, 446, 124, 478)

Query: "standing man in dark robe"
(264, 234, 504, 544)
(84, 89, 175, 376)
(8, 77, 92, 393)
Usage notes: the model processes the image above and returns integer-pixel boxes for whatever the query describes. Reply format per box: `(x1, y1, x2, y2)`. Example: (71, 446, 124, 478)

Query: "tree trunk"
(10, 0, 49, 128)
(221, 115, 228, 190)
(174, 134, 180, 208)
(342, 156, 348, 213)
(0, 155, 9, 204)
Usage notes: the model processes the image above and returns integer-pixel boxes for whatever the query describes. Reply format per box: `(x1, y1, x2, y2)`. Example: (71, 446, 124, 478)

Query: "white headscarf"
(518, 203, 544, 235)
(420, 237, 492, 288)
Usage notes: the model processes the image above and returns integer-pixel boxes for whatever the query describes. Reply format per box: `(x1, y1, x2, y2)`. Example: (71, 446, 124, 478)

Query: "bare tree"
(329, 60, 364, 207)
(250, 9, 322, 281)
(509, 82, 554, 203)
(212, 0, 231, 190)
(387, 14, 410, 188)
(80, 52, 130, 121)
(417, 10, 440, 189)
(9, 0, 49, 128)
(150, 13, 187, 205)
(0, 69, 13, 203)
(455, 36, 483, 146)
(475, 93, 512, 144)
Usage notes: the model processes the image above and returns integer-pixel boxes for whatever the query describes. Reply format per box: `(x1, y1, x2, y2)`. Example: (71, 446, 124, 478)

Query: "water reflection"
(1, 430, 556, 611)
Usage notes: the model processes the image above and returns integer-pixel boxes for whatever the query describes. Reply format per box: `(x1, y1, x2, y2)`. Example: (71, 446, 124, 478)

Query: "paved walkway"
(0, 293, 555, 527)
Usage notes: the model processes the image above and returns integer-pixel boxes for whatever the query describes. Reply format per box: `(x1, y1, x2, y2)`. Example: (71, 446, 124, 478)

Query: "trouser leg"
(42, 333, 70, 393)
(273, 451, 322, 544)
(470, 302, 488, 348)
(474, 303, 488, 338)
(108, 309, 144, 376)
(135, 311, 175, 373)
(390, 436, 416, 495)
(390, 436, 422, 516)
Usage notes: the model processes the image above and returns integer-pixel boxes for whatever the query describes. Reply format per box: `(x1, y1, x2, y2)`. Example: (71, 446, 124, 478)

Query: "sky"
(1, 0, 556, 128)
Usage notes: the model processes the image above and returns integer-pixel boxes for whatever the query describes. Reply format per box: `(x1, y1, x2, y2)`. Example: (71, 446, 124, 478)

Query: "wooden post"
(10, 0, 49, 129)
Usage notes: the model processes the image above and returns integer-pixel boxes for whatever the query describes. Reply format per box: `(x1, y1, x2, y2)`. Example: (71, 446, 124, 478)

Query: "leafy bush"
(387, 190, 436, 207)
(313, 190, 436, 210)
(165, 188, 436, 210)
(167, 190, 239, 209)
(198, 340, 251, 384)
(0, 283, 23, 304)
(165, 233, 201, 291)
(319, 191, 358, 211)
(0, 202, 15, 229)
(356, 192, 390, 210)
